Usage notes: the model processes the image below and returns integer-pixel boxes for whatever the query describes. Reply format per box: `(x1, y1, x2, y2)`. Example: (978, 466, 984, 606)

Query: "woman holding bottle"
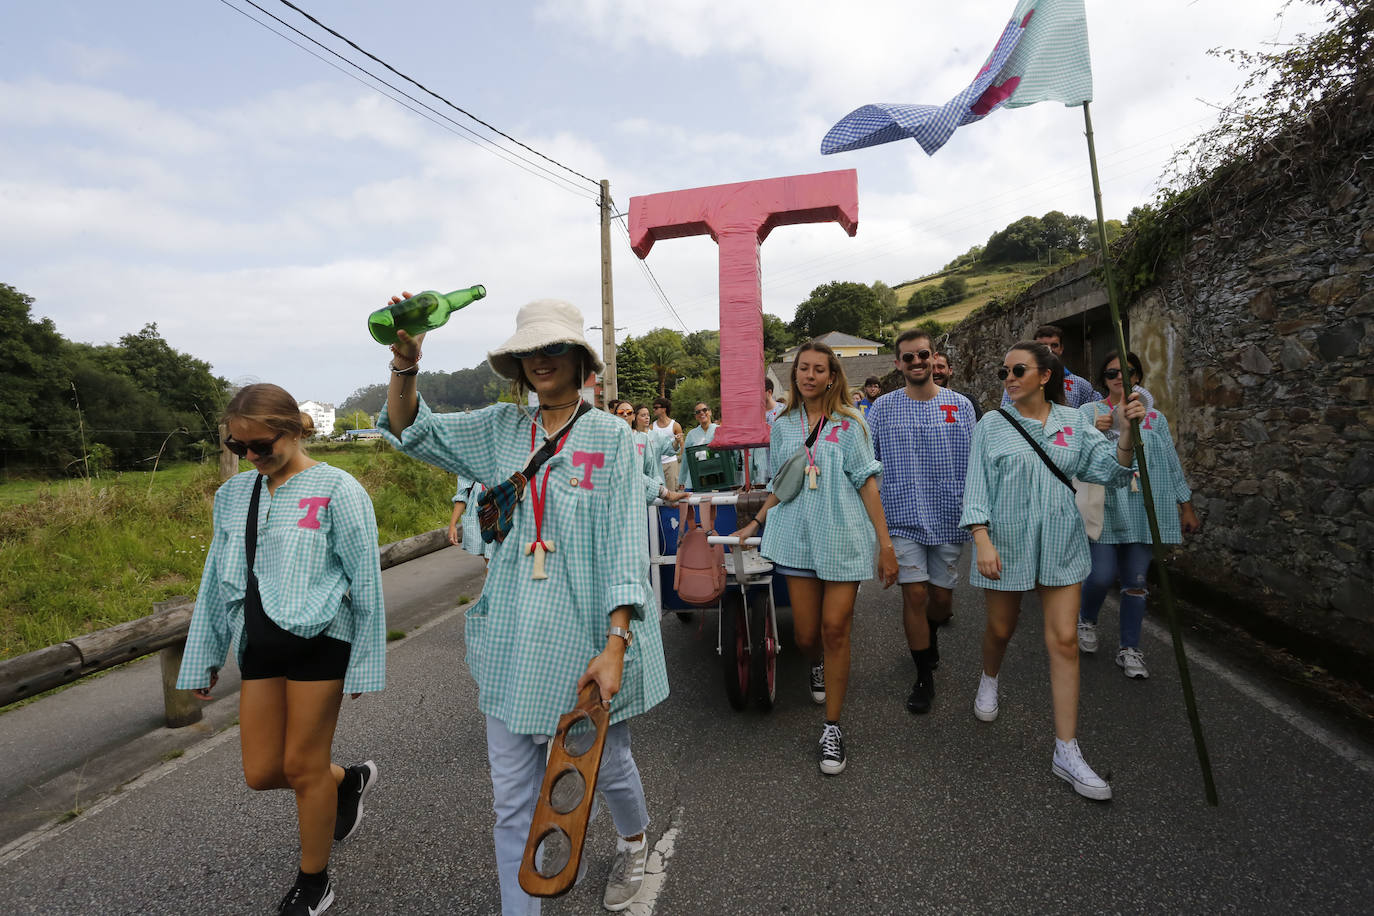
(178, 383, 385, 916)
(378, 295, 669, 914)
(960, 341, 1146, 802)
(733, 341, 898, 776)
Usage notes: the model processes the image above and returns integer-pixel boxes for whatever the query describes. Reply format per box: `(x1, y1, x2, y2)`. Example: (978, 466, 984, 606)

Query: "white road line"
(1143, 619, 1374, 776)
(626, 807, 684, 916)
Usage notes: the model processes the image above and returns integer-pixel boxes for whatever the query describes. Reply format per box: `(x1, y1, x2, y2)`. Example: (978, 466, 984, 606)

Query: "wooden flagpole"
(1082, 101, 1218, 806)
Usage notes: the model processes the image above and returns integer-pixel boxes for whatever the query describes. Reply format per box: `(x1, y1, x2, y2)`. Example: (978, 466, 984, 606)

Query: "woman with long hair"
(178, 383, 385, 916)
(733, 341, 898, 775)
(378, 296, 669, 914)
(1077, 351, 1200, 678)
(960, 341, 1146, 802)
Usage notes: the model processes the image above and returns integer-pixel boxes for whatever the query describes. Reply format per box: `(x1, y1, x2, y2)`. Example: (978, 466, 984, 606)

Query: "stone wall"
(948, 82, 1374, 667)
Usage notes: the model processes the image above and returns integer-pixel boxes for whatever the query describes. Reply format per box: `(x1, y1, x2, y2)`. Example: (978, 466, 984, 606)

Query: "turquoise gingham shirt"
(378, 398, 670, 736)
(760, 407, 883, 582)
(632, 429, 668, 502)
(176, 464, 387, 694)
(455, 475, 496, 559)
(1078, 404, 1192, 545)
(960, 405, 1135, 590)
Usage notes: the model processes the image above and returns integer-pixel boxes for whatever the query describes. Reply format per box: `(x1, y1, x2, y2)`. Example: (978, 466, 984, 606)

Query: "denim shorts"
(772, 564, 818, 579)
(891, 537, 964, 589)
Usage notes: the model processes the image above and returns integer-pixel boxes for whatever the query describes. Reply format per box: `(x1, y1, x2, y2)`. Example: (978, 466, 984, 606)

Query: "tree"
(761, 313, 794, 362)
(1040, 210, 1081, 253)
(790, 281, 884, 340)
(614, 337, 658, 406)
(940, 275, 968, 303)
(638, 328, 687, 396)
(982, 215, 1046, 263)
(1082, 219, 1125, 251)
(0, 283, 75, 467)
(871, 280, 901, 325)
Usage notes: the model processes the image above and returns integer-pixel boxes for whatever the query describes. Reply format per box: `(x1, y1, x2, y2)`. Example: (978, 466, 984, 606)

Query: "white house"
(298, 400, 336, 438)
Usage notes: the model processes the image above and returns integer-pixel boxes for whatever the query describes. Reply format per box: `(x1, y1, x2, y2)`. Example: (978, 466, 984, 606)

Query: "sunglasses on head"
(997, 364, 1037, 380)
(223, 431, 285, 458)
(512, 342, 573, 360)
(900, 349, 932, 363)
(1104, 368, 1128, 380)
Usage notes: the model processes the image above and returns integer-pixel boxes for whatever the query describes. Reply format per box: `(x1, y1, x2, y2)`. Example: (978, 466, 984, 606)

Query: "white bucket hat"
(487, 299, 605, 381)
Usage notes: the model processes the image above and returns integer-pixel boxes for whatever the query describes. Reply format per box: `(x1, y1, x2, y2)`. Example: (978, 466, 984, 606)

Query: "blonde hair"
(781, 341, 864, 429)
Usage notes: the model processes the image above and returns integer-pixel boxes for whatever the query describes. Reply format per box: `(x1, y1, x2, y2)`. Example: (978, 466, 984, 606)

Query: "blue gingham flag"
(821, 0, 1092, 156)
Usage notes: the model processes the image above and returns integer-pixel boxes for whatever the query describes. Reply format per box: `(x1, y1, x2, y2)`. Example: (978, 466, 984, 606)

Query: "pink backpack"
(674, 502, 727, 607)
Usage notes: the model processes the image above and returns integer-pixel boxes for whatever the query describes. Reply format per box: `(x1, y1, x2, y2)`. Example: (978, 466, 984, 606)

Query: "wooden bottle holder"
(517, 682, 610, 898)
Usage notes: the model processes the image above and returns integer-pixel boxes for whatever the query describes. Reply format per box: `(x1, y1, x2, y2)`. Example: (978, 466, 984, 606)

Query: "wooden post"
(218, 422, 238, 481)
(153, 598, 201, 728)
(599, 179, 617, 405)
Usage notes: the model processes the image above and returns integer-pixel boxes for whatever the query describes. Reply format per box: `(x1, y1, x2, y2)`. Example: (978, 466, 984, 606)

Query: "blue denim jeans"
(1079, 542, 1153, 649)
(484, 715, 650, 916)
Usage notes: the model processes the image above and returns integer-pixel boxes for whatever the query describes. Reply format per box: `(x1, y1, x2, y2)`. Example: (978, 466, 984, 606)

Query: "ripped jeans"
(1079, 542, 1153, 649)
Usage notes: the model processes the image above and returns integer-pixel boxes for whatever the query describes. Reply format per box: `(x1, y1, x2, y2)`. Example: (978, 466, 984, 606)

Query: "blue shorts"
(892, 537, 963, 589)
(773, 564, 818, 579)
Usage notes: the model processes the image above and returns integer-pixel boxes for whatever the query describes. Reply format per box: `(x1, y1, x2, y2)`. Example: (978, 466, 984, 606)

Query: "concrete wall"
(947, 83, 1374, 666)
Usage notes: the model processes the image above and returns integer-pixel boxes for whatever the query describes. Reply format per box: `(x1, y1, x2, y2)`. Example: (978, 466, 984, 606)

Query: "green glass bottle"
(367, 284, 486, 344)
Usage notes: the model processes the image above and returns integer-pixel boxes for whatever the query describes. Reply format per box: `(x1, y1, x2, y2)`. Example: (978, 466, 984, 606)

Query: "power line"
(218, 0, 598, 203)
(271, 0, 600, 188)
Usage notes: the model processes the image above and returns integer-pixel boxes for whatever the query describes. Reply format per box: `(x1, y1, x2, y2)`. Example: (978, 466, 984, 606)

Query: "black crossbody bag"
(995, 408, 1076, 493)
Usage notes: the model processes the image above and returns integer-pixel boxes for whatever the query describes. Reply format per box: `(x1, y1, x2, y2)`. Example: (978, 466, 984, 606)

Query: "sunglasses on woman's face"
(900, 349, 932, 363)
(997, 364, 1036, 381)
(223, 431, 285, 458)
(512, 342, 573, 360)
(1104, 368, 1125, 380)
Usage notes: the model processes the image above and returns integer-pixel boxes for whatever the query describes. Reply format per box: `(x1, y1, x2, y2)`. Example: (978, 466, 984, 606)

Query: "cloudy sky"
(2, 0, 1325, 404)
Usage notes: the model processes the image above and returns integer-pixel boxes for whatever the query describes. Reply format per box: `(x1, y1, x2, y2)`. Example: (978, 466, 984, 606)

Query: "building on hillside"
(780, 331, 881, 361)
(297, 400, 336, 438)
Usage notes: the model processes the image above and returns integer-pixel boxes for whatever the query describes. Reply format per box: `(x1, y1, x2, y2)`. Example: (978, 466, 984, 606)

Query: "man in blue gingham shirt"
(1001, 324, 1103, 410)
(867, 329, 975, 715)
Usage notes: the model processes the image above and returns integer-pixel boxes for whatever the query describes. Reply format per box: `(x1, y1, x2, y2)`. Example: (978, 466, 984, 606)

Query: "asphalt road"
(2, 553, 1372, 915)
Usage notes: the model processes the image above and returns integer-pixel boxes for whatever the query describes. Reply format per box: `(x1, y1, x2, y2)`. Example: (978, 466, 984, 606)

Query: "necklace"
(539, 395, 582, 411)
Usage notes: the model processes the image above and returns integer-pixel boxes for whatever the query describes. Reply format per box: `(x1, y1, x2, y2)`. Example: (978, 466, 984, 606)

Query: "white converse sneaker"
(1077, 620, 1098, 653)
(1116, 647, 1149, 679)
(1052, 739, 1112, 801)
(973, 673, 999, 722)
(809, 661, 826, 704)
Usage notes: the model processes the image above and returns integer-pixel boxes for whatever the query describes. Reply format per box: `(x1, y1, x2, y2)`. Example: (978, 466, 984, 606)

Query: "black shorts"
(240, 576, 351, 682)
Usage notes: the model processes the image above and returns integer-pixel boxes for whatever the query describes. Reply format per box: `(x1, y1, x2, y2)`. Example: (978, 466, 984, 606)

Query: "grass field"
(0, 441, 456, 660)
(893, 259, 1060, 331)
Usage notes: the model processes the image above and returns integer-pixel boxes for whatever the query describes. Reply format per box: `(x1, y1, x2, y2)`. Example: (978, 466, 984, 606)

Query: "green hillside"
(893, 258, 1068, 331)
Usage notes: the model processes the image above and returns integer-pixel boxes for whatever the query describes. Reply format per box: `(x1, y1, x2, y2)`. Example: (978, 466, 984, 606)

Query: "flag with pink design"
(820, 0, 1092, 156)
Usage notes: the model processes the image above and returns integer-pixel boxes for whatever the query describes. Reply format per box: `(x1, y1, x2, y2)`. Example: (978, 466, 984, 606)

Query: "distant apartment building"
(297, 400, 336, 438)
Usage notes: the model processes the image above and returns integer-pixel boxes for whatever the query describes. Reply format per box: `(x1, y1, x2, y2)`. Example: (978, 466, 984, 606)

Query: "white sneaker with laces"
(1052, 738, 1112, 801)
(1077, 620, 1098, 653)
(602, 835, 647, 911)
(1116, 647, 1149, 679)
(973, 672, 999, 722)
(809, 661, 826, 704)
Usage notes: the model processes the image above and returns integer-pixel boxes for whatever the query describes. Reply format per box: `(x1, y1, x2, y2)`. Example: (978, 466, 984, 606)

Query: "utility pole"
(599, 179, 617, 405)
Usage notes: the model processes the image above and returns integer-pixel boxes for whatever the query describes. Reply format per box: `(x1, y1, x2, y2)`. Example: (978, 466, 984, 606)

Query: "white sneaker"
(809, 661, 826, 704)
(1077, 620, 1098, 653)
(1116, 647, 1149, 679)
(973, 673, 999, 722)
(1052, 739, 1112, 801)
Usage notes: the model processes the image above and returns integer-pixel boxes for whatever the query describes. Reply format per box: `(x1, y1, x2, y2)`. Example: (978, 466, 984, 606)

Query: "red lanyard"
(528, 416, 574, 554)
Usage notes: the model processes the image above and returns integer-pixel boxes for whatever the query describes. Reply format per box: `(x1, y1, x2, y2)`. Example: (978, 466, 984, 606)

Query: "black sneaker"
(819, 723, 846, 775)
(278, 873, 334, 916)
(906, 673, 934, 715)
(334, 760, 378, 843)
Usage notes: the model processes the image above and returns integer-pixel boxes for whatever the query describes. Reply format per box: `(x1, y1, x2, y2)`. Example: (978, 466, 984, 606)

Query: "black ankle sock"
(913, 648, 938, 679)
(825, 719, 839, 727)
(298, 867, 328, 888)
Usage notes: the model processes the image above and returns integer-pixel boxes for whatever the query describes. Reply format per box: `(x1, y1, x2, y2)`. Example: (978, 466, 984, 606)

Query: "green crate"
(684, 445, 740, 491)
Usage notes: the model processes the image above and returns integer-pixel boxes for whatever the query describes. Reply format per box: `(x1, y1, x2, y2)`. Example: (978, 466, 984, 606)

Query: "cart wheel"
(719, 591, 749, 711)
(675, 611, 694, 624)
(748, 588, 777, 711)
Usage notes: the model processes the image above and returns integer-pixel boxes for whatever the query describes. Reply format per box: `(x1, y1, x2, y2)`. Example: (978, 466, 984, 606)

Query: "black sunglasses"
(900, 349, 932, 363)
(224, 431, 285, 458)
(1104, 368, 1127, 380)
(512, 342, 573, 360)
(695, 408, 710, 414)
(997, 364, 1036, 380)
